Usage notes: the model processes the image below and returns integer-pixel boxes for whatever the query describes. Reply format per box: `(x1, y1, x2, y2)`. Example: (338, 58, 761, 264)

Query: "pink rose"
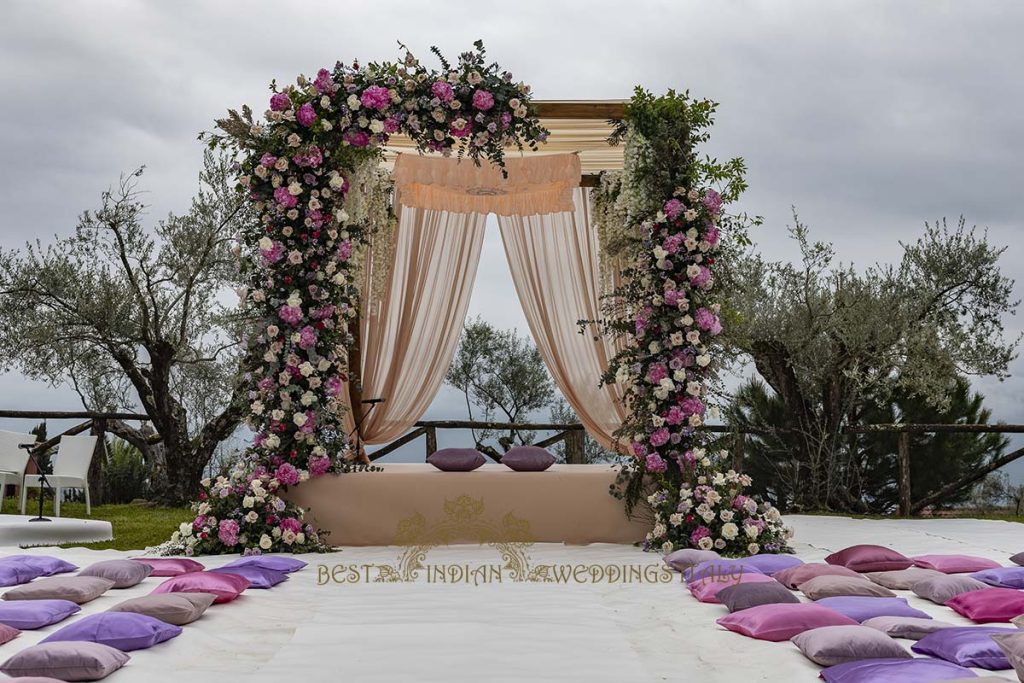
(360, 85, 391, 111)
(645, 452, 668, 472)
(649, 428, 670, 448)
(472, 89, 495, 111)
(269, 92, 291, 112)
(431, 80, 454, 102)
(275, 463, 300, 486)
(296, 102, 317, 127)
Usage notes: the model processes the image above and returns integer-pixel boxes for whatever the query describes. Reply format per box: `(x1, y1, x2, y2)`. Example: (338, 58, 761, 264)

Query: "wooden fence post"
(732, 429, 745, 472)
(564, 430, 585, 464)
(898, 431, 912, 517)
(88, 419, 106, 507)
(425, 426, 437, 459)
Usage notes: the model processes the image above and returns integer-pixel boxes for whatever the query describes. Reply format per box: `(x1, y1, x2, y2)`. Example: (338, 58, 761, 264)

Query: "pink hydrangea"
(630, 441, 648, 458)
(308, 455, 331, 477)
(431, 80, 454, 102)
(337, 240, 353, 261)
(278, 304, 303, 326)
(192, 515, 207, 531)
(383, 117, 400, 133)
(646, 363, 668, 384)
(273, 186, 297, 209)
(663, 198, 685, 220)
(313, 68, 334, 94)
(259, 153, 277, 168)
(450, 119, 471, 138)
(645, 452, 667, 472)
(280, 517, 303, 534)
(690, 266, 712, 288)
(731, 495, 750, 511)
(269, 92, 291, 112)
(680, 396, 706, 417)
(324, 376, 343, 397)
(703, 189, 722, 215)
(344, 129, 370, 147)
(665, 405, 686, 425)
(690, 526, 711, 546)
(705, 226, 720, 247)
(298, 326, 318, 350)
(664, 288, 685, 308)
(694, 307, 723, 336)
(649, 427, 670, 447)
(472, 89, 495, 111)
(296, 102, 317, 127)
(663, 234, 683, 254)
(260, 241, 284, 265)
(292, 145, 323, 168)
(218, 519, 240, 547)
(275, 463, 300, 486)
(360, 85, 391, 110)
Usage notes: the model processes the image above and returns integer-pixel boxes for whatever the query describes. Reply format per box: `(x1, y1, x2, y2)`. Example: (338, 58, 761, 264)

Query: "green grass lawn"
(2, 498, 191, 551)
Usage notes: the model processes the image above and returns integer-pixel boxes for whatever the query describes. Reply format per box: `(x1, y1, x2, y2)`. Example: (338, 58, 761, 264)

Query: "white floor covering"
(1, 515, 1022, 682)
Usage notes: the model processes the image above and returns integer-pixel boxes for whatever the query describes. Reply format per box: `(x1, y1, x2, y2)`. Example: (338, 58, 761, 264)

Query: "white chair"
(0, 430, 37, 513)
(20, 434, 97, 517)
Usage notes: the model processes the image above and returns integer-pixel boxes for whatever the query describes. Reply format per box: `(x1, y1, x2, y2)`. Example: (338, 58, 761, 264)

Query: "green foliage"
(103, 438, 151, 504)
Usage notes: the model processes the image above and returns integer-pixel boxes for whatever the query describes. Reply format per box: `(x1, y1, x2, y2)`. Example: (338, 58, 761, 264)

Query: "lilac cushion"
(971, 566, 1024, 589)
(737, 553, 803, 576)
(790, 624, 911, 666)
(913, 554, 1002, 574)
(688, 572, 777, 604)
(866, 567, 942, 590)
(131, 557, 204, 577)
(946, 588, 1024, 623)
(774, 563, 867, 590)
(911, 574, 989, 605)
(800, 575, 896, 600)
(42, 612, 181, 651)
(0, 562, 38, 588)
(716, 603, 858, 641)
(991, 632, 1024, 681)
(684, 559, 765, 584)
(209, 566, 287, 588)
(79, 559, 153, 588)
(862, 616, 959, 640)
(426, 448, 485, 472)
(150, 571, 250, 603)
(715, 581, 800, 612)
(1011, 552, 1024, 567)
(501, 445, 555, 472)
(2, 576, 114, 604)
(825, 545, 913, 573)
(108, 593, 216, 625)
(0, 600, 80, 630)
(0, 622, 18, 645)
(814, 597, 932, 623)
(912, 626, 1020, 669)
(663, 548, 720, 571)
(0, 642, 130, 680)
(0, 555, 77, 578)
(221, 555, 307, 573)
(820, 658, 978, 683)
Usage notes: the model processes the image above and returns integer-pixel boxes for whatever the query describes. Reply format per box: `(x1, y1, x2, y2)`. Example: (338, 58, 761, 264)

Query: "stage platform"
(284, 463, 652, 546)
(0, 514, 113, 547)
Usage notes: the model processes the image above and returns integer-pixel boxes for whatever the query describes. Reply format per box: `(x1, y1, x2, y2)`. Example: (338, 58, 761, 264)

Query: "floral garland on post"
(599, 89, 792, 557)
(159, 41, 548, 555)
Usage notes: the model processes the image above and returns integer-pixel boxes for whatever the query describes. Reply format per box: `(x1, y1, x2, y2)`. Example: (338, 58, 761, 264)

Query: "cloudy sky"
(1, 1, 1022, 482)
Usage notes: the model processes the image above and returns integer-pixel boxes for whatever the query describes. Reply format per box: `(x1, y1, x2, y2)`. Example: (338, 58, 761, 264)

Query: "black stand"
(348, 398, 385, 462)
(20, 443, 52, 522)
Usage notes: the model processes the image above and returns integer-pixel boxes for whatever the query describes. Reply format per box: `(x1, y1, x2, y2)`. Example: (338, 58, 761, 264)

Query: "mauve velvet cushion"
(79, 559, 153, 588)
(790, 624, 911, 666)
(819, 658, 978, 683)
(42, 612, 181, 651)
(737, 553, 803, 576)
(946, 588, 1024, 623)
(684, 559, 764, 584)
(814, 596, 931, 623)
(862, 615, 958, 640)
(991, 632, 1024, 681)
(971, 566, 1024, 589)
(426, 448, 485, 472)
(0, 642, 130, 680)
(716, 603, 858, 641)
(0, 600, 80, 630)
(151, 572, 250, 603)
(221, 555, 307, 573)
(688, 572, 777, 603)
(209, 565, 287, 588)
(912, 554, 1002, 574)
(500, 445, 555, 472)
(131, 557, 204, 577)
(0, 623, 18, 645)
(663, 548, 720, 572)
(800, 575, 896, 600)
(773, 563, 866, 590)
(912, 626, 1020, 669)
(825, 544, 913, 573)
(1010, 552, 1024, 566)
(0, 555, 77, 578)
(2, 577, 114, 604)
(866, 567, 942, 590)
(108, 593, 217, 626)
(715, 581, 800, 612)
(911, 574, 990, 604)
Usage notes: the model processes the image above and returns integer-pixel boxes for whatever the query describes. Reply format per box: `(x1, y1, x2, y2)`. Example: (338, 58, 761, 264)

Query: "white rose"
(259, 534, 273, 550)
(721, 522, 739, 540)
(369, 119, 385, 133)
(697, 537, 714, 551)
(246, 511, 259, 523)
(696, 354, 711, 368)
(258, 236, 274, 251)
(287, 182, 303, 196)
(243, 496, 254, 508)
(293, 412, 309, 427)
(347, 94, 360, 109)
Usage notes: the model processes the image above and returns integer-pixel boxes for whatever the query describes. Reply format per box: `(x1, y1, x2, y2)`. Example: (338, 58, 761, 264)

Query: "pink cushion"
(150, 572, 249, 603)
(716, 603, 858, 641)
(131, 558, 204, 577)
(774, 563, 866, 590)
(946, 588, 1024, 623)
(825, 545, 913, 573)
(688, 572, 777, 604)
(0, 623, 18, 645)
(912, 554, 1002, 574)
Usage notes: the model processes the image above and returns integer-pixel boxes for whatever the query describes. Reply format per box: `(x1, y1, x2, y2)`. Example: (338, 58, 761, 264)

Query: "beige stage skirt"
(284, 464, 651, 547)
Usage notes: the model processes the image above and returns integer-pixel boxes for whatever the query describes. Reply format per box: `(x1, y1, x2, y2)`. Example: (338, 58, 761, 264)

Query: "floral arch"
(163, 42, 790, 557)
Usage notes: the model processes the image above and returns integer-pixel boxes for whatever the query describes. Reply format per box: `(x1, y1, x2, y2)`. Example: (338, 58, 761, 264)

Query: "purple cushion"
(688, 572, 777, 603)
(913, 554, 1001, 574)
(209, 566, 287, 588)
(501, 445, 555, 472)
(0, 555, 77, 577)
(131, 557, 204, 576)
(427, 448, 485, 472)
(912, 626, 1020, 669)
(0, 563, 37, 588)
(79, 559, 153, 588)
(42, 612, 181, 651)
(970, 566, 1024, 588)
(774, 563, 867, 590)
(0, 642, 130, 680)
(715, 581, 800, 612)
(820, 658, 978, 683)
(790, 624, 912, 666)
(716, 603, 858, 641)
(825, 545, 913, 573)
(663, 548, 720, 571)
(684, 559, 765, 584)
(221, 555, 307, 573)
(862, 616, 958, 640)
(0, 600, 80, 630)
(946, 588, 1024, 623)
(1011, 552, 1024, 567)
(911, 574, 990, 604)
(150, 571, 249, 603)
(814, 597, 932, 623)
(738, 553, 803, 576)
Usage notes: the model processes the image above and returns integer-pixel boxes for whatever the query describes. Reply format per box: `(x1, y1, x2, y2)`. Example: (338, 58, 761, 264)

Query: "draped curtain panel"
(342, 203, 487, 443)
(497, 188, 628, 451)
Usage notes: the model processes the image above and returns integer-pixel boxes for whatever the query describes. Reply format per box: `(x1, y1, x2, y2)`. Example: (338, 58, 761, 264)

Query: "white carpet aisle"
(1, 515, 1021, 682)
